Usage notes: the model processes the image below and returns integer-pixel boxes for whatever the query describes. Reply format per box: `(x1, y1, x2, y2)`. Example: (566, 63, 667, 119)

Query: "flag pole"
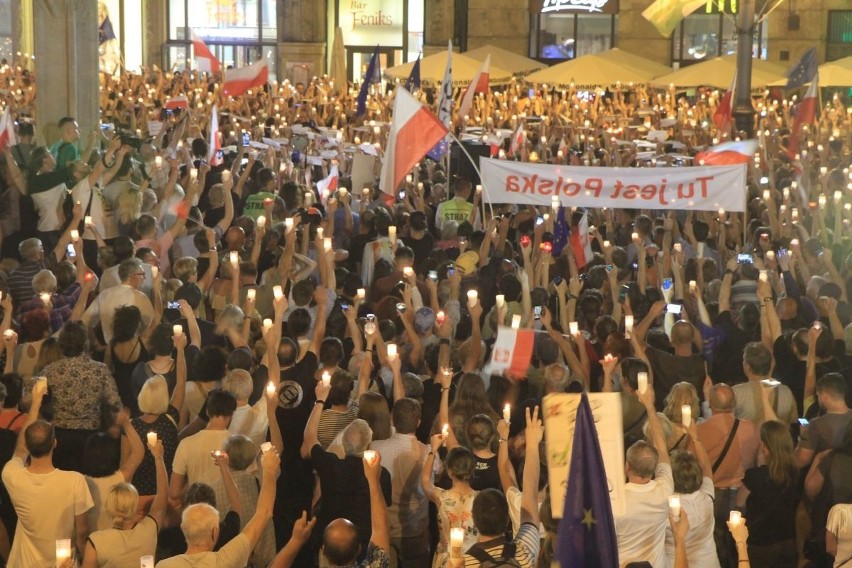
(447, 131, 494, 221)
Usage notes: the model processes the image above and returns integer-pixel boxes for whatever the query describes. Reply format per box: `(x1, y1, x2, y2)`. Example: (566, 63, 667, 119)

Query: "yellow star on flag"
(582, 508, 596, 530)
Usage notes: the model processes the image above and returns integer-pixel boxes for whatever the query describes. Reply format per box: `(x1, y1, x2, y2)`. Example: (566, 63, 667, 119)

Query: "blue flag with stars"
(356, 45, 380, 117)
(785, 48, 817, 90)
(556, 392, 619, 568)
(552, 204, 570, 257)
(404, 54, 421, 92)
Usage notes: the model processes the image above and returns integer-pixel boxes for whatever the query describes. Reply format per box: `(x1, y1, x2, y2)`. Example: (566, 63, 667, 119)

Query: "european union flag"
(356, 45, 380, 117)
(552, 204, 570, 258)
(99, 15, 116, 44)
(785, 48, 817, 90)
(556, 392, 619, 568)
(404, 54, 421, 92)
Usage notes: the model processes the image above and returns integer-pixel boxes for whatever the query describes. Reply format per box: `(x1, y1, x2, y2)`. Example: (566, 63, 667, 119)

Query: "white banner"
(480, 158, 747, 212)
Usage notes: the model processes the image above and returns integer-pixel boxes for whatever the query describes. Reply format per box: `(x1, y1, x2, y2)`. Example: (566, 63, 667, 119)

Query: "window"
(671, 9, 767, 66)
(165, 0, 277, 78)
(531, 6, 617, 62)
(827, 10, 852, 61)
(0, 0, 10, 62)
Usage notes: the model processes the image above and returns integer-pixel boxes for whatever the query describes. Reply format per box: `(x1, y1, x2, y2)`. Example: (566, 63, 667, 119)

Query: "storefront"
(164, 0, 277, 78)
(671, 2, 768, 67)
(327, 0, 424, 82)
(529, 0, 618, 63)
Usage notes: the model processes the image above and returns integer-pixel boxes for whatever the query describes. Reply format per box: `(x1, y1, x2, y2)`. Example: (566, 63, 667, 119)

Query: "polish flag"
(570, 212, 594, 269)
(713, 71, 736, 135)
(695, 139, 758, 166)
(164, 96, 189, 110)
(223, 59, 269, 97)
(458, 55, 490, 121)
(191, 31, 221, 74)
(379, 86, 449, 196)
(508, 123, 525, 155)
(316, 164, 339, 201)
(787, 74, 819, 160)
(490, 326, 535, 379)
(207, 104, 221, 166)
(0, 107, 17, 153)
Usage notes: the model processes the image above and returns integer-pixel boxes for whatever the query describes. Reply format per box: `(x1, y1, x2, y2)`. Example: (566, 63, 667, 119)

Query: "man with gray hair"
(81, 257, 154, 343)
(615, 385, 673, 568)
(8, 237, 64, 308)
(223, 369, 268, 446)
(17, 267, 84, 332)
(157, 448, 280, 568)
(304, 381, 391, 562)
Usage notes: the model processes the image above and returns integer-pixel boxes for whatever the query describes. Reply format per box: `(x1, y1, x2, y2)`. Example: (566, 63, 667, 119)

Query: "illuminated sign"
(343, 0, 404, 46)
(541, 0, 616, 14)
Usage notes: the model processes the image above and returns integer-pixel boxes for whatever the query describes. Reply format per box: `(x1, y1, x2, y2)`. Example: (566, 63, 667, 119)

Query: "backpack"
(466, 541, 522, 568)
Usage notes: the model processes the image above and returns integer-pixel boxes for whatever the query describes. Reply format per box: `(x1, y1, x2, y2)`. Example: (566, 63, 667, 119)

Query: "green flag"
(642, 0, 707, 37)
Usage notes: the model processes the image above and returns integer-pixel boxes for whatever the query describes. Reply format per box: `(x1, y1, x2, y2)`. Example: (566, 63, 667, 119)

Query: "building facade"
(3, 0, 850, 83)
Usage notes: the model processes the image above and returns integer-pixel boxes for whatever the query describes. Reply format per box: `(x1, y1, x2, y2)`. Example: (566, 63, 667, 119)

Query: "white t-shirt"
(71, 177, 119, 240)
(615, 463, 674, 568)
(827, 504, 852, 567)
(32, 182, 67, 232)
(81, 284, 154, 344)
(665, 477, 720, 568)
(2, 458, 94, 568)
(228, 401, 269, 447)
(172, 429, 231, 487)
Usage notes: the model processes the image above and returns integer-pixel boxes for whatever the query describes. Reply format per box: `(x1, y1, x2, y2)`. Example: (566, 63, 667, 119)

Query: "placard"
(352, 153, 378, 193)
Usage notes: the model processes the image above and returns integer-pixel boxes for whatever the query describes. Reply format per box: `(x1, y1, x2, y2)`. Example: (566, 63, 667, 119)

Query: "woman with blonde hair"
(117, 186, 142, 236)
(81, 438, 168, 567)
(663, 382, 700, 452)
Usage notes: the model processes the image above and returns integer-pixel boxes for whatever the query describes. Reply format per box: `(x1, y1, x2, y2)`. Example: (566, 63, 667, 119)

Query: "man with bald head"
(697, 383, 759, 567)
(638, 304, 707, 410)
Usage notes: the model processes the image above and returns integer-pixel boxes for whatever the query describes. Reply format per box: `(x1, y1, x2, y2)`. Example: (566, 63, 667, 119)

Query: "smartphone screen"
(666, 303, 682, 314)
(737, 253, 753, 264)
(662, 278, 673, 291)
(66, 243, 76, 258)
(241, 133, 250, 147)
(534, 306, 542, 319)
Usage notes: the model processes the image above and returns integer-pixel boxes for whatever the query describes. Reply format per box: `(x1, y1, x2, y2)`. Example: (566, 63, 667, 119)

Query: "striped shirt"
(317, 401, 359, 449)
(8, 258, 56, 310)
(463, 523, 541, 568)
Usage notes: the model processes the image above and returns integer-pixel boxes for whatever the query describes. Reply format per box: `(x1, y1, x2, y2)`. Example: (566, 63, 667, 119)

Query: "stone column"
(278, 0, 327, 82)
(424, 0, 454, 55)
(33, 0, 100, 142)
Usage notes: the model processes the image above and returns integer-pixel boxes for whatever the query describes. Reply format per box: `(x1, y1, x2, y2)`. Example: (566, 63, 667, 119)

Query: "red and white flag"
(191, 30, 221, 74)
(0, 107, 17, 153)
(508, 123, 525, 155)
(223, 59, 269, 97)
(695, 139, 758, 166)
(570, 212, 594, 268)
(316, 164, 339, 201)
(379, 86, 449, 196)
(713, 71, 736, 135)
(164, 96, 189, 111)
(207, 104, 222, 166)
(458, 55, 490, 120)
(490, 326, 535, 379)
(787, 73, 819, 160)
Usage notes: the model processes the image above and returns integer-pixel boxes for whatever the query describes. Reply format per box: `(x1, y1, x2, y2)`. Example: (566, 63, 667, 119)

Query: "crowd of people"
(0, 50, 849, 568)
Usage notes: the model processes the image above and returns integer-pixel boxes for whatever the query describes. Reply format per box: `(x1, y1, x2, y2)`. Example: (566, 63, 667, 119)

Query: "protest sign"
(543, 392, 625, 518)
(480, 158, 746, 212)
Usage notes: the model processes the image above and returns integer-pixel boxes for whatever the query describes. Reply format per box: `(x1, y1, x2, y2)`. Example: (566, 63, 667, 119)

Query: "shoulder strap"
(467, 543, 497, 564)
(669, 433, 688, 453)
(5, 412, 25, 429)
(712, 418, 740, 473)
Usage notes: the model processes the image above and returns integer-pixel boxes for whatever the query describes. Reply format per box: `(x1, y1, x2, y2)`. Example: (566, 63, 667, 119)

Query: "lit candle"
(569, 322, 579, 336)
(266, 381, 276, 396)
(284, 218, 294, 233)
(450, 527, 464, 559)
(356, 288, 366, 301)
(496, 294, 505, 308)
(154, 156, 163, 169)
(388, 226, 397, 246)
(339, 188, 348, 199)
(189, 168, 198, 182)
(835, 191, 843, 204)
(323, 237, 332, 252)
(141, 554, 155, 568)
(151, 266, 159, 279)
(146, 432, 157, 446)
(603, 240, 611, 248)
(442, 423, 449, 438)
(689, 280, 697, 292)
(503, 403, 511, 423)
(273, 285, 284, 300)
(790, 238, 800, 248)
(3, 330, 13, 339)
(85, 215, 93, 226)
(257, 215, 266, 230)
(322, 371, 331, 387)
(819, 194, 827, 208)
(759, 270, 768, 283)
(625, 315, 634, 334)
(363, 449, 377, 464)
(403, 266, 414, 278)
(56, 539, 72, 562)
(229, 251, 239, 266)
(765, 251, 775, 262)
(511, 314, 521, 329)
(260, 442, 273, 453)
(631, 231, 639, 242)
(696, 242, 705, 258)
(172, 324, 183, 336)
(304, 192, 312, 205)
(637, 372, 648, 394)
(40, 292, 50, 307)
(263, 318, 273, 332)
(604, 353, 614, 363)
(70, 229, 79, 243)
(316, 227, 324, 240)
(763, 189, 771, 201)
(669, 495, 681, 519)
(247, 288, 256, 302)
(387, 343, 398, 361)
(467, 290, 478, 308)
(673, 243, 682, 253)
(681, 405, 692, 428)
(729, 510, 742, 526)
